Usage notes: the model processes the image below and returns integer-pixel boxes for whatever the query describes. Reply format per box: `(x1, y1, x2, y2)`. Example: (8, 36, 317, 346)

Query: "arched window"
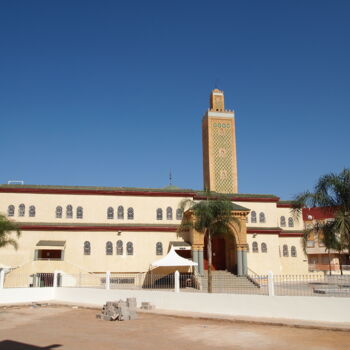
(29, 205, 36, 217)
(117, 206, 124, 220)
(56, 206, 62, 218)
(176, 208, 183, 220)
(291, 246, 297, 257)
(259, 212, 266, 223)
(166, 207, 173, 220)
(107, 207, 114, 219)
(283, 244, 289, 257)
(8, 205, 15, 217)
(261, 242, 267, 253)
(127, 242, 133, 255)
(106, 241, 113, 255)
(288, 217, 294, 227)
(156, 208, 163, 220)
(116, 240, 123, 255)
(127, 207, 134, 220)
(252, 241, 258, 253)
(251, 211, 257, 223)
(84, 241, 91, 255)
(18, 204, 25, 217)
(77, 206, 83, 219)
(156, 242, 163, 255)
(280, 216, 286, 227)
(66, 205, 73, 219)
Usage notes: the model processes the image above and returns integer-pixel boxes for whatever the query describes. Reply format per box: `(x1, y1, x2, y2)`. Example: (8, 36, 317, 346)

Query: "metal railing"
(2, 271, 350, 297)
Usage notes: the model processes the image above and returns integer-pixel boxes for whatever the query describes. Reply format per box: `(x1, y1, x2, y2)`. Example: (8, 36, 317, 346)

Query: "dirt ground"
(0, 306, 349, 350)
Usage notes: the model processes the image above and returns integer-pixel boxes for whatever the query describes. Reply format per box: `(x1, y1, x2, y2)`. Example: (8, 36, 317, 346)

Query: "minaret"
(202, 89, 238, 194)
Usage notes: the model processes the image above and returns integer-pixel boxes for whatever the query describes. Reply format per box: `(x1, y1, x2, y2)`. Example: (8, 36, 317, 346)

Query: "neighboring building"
(303, 207, 350, 272)
(0, 89, 309, 282)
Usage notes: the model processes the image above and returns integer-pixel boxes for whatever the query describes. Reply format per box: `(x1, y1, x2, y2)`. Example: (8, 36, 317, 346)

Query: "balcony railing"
(309, 264, 350, 272)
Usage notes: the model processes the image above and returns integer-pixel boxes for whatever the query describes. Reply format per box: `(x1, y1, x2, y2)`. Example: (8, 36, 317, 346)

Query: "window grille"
(29, 205, 36, 217)
(106, 241, 113, 255)
(252, 241, 258, 253)
(291, 246, 297, 257)
(56, 206, 62, 218)
(116, 240, 123, 255)
(127, 242, 133, 255)
(156, 208, 163, 220)
(280, 216, 286, 227)
(261, 242, 267, 253)
(176, 208, 183, 220)
(127, 207, 134, 220)
(66, 205, 73, 219)
(259, 212, 266, 223)
(283, 244, 289, 257)
(288, 217, 294, 227)
(166, 207, 173, 220)
(19, 204, 25, 217)
(156, 242, 163, 255)
(84, 241, 91, 255)
(77, 206, 83, 219)
(8, 205, 15, 217)
(107, 207, 114, 219)
(251, 211, 257, 223)
(117, 206, 124, 220)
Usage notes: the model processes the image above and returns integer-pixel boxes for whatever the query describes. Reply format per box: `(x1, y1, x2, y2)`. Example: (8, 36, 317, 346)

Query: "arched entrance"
(204, 233, 237, 272)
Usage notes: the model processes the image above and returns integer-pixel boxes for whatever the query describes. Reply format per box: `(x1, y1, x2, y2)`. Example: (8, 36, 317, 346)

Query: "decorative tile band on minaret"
(202, 89, 238, 194)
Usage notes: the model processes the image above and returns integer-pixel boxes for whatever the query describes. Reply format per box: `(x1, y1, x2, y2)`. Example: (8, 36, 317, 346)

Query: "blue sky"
(0, 0, 349, 199)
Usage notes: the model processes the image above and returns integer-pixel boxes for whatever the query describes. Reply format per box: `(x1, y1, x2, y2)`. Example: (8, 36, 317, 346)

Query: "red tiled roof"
(302, 207, 336, 221)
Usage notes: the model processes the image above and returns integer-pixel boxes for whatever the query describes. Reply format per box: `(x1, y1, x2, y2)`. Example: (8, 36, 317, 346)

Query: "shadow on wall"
(0, 340, 61, 349)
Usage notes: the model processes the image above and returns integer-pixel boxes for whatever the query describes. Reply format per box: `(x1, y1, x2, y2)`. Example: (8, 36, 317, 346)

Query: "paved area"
(0, 306, 349, 350)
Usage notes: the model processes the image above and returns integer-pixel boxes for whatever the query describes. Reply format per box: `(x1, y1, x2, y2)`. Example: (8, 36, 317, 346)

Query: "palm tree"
(0, 214, 21, 250)
(294, 169, 350, 274)
(178, 197, 240, 293)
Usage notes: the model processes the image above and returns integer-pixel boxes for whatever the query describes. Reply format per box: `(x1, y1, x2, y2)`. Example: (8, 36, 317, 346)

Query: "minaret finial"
(169, 169, 173, 186)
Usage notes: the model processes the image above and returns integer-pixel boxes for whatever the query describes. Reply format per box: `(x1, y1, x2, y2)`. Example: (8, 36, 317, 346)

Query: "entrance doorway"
(204, 237, 226, 270)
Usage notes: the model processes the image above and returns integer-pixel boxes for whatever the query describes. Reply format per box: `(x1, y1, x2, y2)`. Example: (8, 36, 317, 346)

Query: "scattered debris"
(140, 302, 155, 310)
(96, 298, 137, 321)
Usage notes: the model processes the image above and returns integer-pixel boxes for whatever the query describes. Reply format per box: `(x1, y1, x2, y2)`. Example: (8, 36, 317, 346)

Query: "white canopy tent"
(151, 246, 198, 267)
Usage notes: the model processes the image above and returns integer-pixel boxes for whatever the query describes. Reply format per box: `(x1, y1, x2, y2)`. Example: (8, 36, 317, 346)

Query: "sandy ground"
(0, 306, 349, 350)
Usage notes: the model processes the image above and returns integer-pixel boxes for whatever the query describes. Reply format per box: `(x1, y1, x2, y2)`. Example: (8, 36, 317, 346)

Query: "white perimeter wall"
(1, 287, 348, 324)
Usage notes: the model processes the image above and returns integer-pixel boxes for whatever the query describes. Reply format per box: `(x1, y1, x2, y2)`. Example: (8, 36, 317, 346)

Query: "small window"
(156, 208, 163, 220)
(280, 216, 286, 227)
(8, 205, 15, 217)
(107, 207, 114, 220)
(176, 208, 183, 220)
(77, 206, 83, 219)
(259, 212, 266, 223)
(84, 241, 91, 255)
(252, 241, 258, 253)
(291, 246, 297, 257)
(261, 242, 267, 253)
(283, 244, 289, 257)
(18, 204, 25, 217)
(106, 241, 113, 255)
(127, 207, 134, 220)
(288, 218, 294, 227)
(66, 205, 73, 219)
(56, 206, 62, 218)
(251, 211, 257, 223)
(29, 205, 36, 217)
(117, 206, 124, 220)
(166, 207, 173, 220)
(156, 242, 163, 255)
(127, 242, 133, 255)
(116, 240, 123, 255)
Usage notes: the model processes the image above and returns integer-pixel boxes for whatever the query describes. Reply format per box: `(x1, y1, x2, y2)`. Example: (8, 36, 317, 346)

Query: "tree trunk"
(338, 253, 343, 275)
(207, 230, 212, 293)
(328, 250, 332, 276)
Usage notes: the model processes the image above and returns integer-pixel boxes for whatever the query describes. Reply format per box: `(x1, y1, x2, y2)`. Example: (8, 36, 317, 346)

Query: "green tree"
(178, 197, 240, 293)
(0, 214, 21, 250)
(294, 169, 350, 274)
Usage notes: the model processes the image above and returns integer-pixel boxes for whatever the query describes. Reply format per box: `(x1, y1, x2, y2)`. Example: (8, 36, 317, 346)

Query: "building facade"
(0, 89, 309, 282)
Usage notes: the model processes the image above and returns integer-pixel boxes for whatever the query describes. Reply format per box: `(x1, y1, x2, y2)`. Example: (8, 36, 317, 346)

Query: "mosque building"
(0, 89, 308, 284)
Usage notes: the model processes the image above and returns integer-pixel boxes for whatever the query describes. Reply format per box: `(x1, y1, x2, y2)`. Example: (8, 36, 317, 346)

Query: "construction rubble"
(96, 298, 137, 321)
